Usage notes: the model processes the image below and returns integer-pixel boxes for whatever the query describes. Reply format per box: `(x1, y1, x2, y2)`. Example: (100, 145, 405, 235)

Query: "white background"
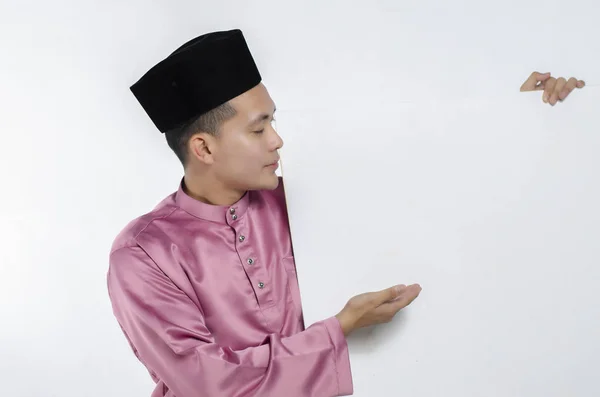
(1, 0, 599, 396)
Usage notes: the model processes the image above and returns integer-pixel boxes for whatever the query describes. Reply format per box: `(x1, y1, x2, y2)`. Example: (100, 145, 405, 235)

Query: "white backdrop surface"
(279, 89, 600, 396)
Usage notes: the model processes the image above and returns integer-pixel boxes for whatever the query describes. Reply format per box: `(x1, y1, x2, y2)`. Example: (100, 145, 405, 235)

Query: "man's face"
(209, 83, 283, 191)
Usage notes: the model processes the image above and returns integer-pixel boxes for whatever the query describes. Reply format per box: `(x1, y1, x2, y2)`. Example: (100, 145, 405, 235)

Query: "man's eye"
(253, 129, 264, 134)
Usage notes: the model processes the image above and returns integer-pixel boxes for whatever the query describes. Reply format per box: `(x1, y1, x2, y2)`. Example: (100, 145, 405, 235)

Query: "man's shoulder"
(109, 192, 179, 255)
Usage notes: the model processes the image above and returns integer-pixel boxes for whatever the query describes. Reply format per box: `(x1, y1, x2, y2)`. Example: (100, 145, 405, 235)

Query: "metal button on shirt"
(258, 282, 265, 289)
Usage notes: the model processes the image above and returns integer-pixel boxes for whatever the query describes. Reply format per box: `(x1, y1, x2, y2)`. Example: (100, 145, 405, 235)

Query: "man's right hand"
(335, 283, 422, 336)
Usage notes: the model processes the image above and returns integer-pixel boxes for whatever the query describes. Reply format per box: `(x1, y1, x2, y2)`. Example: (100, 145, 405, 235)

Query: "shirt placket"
(227, 206, 274, 309)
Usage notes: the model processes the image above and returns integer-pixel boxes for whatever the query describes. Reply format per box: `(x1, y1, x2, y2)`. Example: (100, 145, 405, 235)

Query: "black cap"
(130, 29, 262, 133)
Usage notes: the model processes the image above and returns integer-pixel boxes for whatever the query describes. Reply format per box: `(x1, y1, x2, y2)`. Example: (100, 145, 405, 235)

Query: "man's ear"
(189, 132, 216, 165)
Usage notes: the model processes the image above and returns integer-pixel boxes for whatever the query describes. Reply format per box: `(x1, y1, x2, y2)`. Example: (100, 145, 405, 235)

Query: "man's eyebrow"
(249, 105, 277, 126)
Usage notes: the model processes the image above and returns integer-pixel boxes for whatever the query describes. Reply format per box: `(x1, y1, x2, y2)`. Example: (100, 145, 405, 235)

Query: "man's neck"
(182, 172, 246, 206)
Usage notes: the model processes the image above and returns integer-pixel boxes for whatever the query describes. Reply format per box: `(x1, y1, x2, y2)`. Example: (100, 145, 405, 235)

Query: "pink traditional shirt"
(107, 177, 353, 397)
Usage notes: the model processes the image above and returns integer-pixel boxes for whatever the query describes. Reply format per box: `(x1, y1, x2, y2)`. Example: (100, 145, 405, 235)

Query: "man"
(107, 29, 584, 397)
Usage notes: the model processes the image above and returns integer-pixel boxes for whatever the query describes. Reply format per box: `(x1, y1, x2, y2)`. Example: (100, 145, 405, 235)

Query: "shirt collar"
(175, 179, 250, 224)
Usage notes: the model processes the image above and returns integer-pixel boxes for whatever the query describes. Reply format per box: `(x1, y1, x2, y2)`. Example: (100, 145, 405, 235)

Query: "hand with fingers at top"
(520, 72, 586, 106)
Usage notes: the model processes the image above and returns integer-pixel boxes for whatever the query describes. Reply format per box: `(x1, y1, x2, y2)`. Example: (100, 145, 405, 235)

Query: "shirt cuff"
(324, 316, 354, 396)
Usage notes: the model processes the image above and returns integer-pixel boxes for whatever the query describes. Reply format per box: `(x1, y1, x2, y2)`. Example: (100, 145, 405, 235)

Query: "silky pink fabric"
(107, 177, 353, 397)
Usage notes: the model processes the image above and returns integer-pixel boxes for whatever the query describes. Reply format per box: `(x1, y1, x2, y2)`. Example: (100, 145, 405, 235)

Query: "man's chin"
(254, 174, 280, 191)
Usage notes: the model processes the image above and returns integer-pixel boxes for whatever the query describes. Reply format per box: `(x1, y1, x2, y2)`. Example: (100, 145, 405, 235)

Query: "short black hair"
(164, 102, 237, 166)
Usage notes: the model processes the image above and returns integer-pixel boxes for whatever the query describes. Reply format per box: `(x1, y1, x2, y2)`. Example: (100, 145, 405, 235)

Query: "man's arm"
(107, 246, 353, 397)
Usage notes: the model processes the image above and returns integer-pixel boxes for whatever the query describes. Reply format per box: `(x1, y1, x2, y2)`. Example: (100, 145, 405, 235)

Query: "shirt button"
(239, 235, 245, 242)
(258, 282, 265, 289)
(229, 208, 235, 214)
(232, 214, 238, 220)
(247, 258, 254, 265)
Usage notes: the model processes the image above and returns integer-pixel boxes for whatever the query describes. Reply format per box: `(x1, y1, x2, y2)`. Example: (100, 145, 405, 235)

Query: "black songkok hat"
(130, 29, 262, 132)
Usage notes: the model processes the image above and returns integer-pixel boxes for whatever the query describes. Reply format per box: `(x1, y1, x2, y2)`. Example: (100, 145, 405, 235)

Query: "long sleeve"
(107, 246, 353, 397)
